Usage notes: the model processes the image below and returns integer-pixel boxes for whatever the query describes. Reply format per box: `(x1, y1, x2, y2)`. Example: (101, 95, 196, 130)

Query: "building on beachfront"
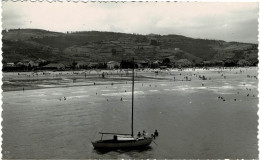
(224, 59, 237, 67)
(16, 60, 39, 68)
(202, 61, 212, 67)
(21, 59, 31, 67)
(35, 58, 47, 66)
(159, 66, 167, 69)
(107, 61, 120, 69)
(35, 58, 47, 63)
(151, 60, 162, 68)
(28, 60, 39, 67)
(135, 60, 149, 68)
(215, 60, 224, 66)
(237, 59, 251, 66)
(88, 62, 99, 69)
(6, 62, 15, 67)
(42, 63, 65, 70)
(76, 62, 89, 69)
(3, 62, 20, 71)
(16, 62, 24, 67)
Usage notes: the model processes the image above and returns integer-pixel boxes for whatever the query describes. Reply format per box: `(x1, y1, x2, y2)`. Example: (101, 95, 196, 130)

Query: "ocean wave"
(102, 91, 144, 96)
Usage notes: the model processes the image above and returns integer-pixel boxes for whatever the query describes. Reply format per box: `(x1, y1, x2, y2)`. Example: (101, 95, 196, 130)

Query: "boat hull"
(92, 137, 153, 149)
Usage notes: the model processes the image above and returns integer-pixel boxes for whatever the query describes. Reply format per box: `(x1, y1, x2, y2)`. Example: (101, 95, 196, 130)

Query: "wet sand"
(2, 67, 258, 159)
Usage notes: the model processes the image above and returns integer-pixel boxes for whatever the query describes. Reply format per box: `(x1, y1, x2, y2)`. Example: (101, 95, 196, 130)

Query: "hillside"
(2, 29, 258, 65)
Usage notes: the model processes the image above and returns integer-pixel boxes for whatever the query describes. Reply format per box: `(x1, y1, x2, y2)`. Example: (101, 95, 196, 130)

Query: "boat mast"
(131, 57, 134, 137)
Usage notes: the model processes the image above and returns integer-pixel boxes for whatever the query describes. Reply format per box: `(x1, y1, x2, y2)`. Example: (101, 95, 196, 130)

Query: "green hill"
(2, 29, 258, 65)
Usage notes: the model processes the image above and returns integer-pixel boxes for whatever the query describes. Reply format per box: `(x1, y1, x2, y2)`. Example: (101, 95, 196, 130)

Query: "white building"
(107, 61, 120, 69)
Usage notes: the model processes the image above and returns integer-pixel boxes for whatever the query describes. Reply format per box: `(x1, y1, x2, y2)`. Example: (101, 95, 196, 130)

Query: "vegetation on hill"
(2, 29, 258, 67)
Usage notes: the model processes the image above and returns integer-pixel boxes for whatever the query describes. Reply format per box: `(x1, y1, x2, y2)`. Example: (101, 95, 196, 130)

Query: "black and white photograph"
(1, 1, 259, 159)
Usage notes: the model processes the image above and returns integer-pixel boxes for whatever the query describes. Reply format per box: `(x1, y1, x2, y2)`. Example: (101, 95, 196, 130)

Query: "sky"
(2, 1, 259, 43)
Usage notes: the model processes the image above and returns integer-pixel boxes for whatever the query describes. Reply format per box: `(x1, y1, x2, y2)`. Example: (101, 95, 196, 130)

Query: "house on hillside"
(110, 41, 120, 44)
(118, 37, 132, 44)
(175, 59, 192, 68)
(135, 44, 154, 50)
(107, 61, 120, 69)
(124, 49, 135, 55)
(111, 47, 124, 55)
(42, 63, 65, 70)
(150, 38, 159, 46)
(86, 44, 95, 49)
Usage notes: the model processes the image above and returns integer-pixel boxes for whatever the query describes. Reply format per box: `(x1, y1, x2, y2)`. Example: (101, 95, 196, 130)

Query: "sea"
(2, 67, 258, 159)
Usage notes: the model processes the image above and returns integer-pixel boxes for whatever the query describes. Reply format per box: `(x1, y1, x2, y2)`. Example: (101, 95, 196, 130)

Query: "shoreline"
(2, 67, 258, 92)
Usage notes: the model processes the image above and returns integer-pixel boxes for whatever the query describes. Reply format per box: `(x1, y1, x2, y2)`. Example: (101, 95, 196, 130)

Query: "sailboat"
(91, 58, 153, 149)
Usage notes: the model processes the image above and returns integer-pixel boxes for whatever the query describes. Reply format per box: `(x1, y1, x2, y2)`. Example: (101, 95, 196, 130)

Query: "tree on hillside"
(233, 50, 244, 60)
(163, 58, 171, 67)
(224, 60, 236, 67)
(150, 39, 158, 46)
(120, 60, 136, 69)
(111, 49, 117, 56)
(163, 58, 170, 64)
(175, 52, 185, 59)
(72, 60, 77, 73)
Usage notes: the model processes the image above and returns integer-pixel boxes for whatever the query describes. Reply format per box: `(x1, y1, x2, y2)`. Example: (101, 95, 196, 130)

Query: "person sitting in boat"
(154, 130, 159, 137)
(137, 132, 141, 137)
(113, 135, 117, 141)
(143, 130, 147, 137)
